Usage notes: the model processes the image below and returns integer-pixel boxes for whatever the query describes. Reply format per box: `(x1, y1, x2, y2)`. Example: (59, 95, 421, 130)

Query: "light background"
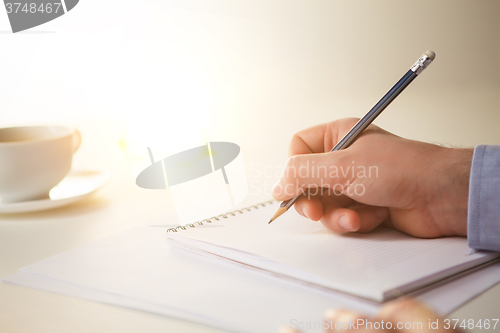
(0, 1, 499, 332)
(1, 0, 499, 206)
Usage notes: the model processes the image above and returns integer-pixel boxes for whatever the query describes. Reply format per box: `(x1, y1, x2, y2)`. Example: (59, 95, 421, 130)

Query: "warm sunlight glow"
(123, 67, 209, 178)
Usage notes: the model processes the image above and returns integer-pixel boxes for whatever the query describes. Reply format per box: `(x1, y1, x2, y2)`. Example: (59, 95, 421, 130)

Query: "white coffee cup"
(0, 126, 81, 203)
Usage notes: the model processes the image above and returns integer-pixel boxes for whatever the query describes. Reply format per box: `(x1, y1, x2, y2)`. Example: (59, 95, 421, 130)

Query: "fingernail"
(272, 180, 283, 197)
(301, 205, 311, 219)
(324, 308, 339, 319)
(338, 215, 354, 231)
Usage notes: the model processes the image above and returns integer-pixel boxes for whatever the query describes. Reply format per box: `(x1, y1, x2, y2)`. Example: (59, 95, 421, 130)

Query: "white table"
(1, 1, 500, 331)
(1, 146, 499, 333)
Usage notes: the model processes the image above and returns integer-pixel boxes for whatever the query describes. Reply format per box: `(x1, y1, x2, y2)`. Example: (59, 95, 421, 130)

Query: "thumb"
(272, 151, 352, 201)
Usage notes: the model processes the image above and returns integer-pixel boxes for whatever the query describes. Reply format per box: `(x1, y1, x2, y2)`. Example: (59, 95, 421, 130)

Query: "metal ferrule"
(410, 54, 433, 75)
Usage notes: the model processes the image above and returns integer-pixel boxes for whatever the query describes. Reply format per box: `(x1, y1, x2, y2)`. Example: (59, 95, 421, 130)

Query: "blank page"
(168, 201, 500, 301)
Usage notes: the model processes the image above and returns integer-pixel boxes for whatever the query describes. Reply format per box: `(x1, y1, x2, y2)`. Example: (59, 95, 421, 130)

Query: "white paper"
(2, 225, 379, 333)
(167, 201, 500, 301)
(169, 169, 233, 223)
(224, 152, 248, 205)
(3, 222, 500, 333)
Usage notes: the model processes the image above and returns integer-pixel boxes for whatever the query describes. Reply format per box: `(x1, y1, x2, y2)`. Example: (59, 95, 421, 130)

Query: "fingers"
(324, 308, 385, 333)
(320, 196, 360, 232)
(292, 191, 353, 225)
(288, 123, 330, 156)
(377, 298, 457, 333)
(288, 118, 362, 157)
(272, 151, 351, 201)
(349, 205, 389, 233)
(293, 194, 324, 221)
(320, 197, 389, 233)
(274, 119, 388, 203)
(323, 299, 448, 333)
(291, 191, 389, 233)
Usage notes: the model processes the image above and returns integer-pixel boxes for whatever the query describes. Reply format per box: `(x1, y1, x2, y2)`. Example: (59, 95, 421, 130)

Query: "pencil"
(269, 51, 436, 224)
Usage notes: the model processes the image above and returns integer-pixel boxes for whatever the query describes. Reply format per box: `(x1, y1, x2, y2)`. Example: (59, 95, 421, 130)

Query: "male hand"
(272, 118, 473, 238)
(279, 298, 461, 333)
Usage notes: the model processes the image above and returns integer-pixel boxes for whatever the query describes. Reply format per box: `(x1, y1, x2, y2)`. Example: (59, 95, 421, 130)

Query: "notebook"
(167, 200, 500, 302)
(5, 222, 500, 333)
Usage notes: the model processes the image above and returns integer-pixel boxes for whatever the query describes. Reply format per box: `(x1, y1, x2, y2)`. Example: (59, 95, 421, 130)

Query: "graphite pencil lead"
(268, 206, 287, 224)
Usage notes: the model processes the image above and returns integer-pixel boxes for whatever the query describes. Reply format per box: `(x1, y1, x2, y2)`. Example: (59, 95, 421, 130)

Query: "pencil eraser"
(425, 51, 436, 60)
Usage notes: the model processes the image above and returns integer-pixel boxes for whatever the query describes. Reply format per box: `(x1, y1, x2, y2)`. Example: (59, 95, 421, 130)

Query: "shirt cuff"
(468, 145, 500, 251)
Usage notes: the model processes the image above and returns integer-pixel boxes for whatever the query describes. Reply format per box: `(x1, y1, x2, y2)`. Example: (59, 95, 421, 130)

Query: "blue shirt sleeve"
(468, 145, 500, 251)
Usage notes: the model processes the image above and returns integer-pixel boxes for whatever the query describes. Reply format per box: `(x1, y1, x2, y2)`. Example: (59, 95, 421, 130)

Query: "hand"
(278, 298, 461, 333)
(272, 118, 473, 238)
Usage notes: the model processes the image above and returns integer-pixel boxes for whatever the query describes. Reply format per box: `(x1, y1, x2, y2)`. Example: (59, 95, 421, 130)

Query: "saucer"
(0, 170, 109, 214)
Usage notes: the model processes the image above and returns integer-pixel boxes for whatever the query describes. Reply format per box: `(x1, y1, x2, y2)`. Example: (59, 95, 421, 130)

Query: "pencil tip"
(268, 205, 288, 225)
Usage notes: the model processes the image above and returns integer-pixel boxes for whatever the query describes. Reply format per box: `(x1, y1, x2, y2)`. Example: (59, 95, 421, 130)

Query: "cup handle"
(72, 129, 82, 153)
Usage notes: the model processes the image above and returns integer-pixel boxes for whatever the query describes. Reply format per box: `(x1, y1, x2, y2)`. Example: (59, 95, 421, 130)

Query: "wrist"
(428, 147, 473, 236)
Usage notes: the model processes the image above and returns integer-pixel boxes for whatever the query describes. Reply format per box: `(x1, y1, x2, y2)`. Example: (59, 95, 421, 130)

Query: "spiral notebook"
(167, 200, 500, 302)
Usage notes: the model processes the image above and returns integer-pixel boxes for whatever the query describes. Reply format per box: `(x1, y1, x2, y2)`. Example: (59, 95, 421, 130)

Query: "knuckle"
(284, 155, 297, 172)
(283, 156, 299, 182)
(290, 132, 301, 144)
(282, 155, 307, 190)
(288, 132, 307, 156)
(331, 117, 361, 129)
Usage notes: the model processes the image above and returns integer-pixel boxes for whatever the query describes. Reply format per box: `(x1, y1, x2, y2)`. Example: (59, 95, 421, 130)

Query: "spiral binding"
(166, 200, 276, 233)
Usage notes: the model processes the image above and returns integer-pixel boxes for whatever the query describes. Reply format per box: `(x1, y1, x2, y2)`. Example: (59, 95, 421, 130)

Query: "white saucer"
(0, 170, 109, 214)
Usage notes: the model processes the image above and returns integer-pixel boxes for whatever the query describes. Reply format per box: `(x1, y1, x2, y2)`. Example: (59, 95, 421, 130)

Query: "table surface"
(0, 146, 499, 333)
(2, 1, 500, 331)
